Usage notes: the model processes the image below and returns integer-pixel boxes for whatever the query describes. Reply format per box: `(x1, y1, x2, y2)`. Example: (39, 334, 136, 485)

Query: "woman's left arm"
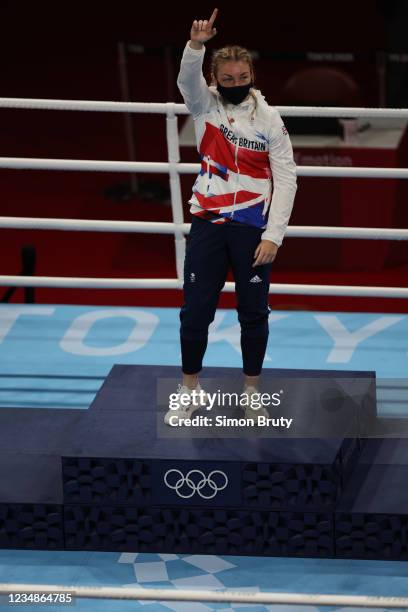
(253, 110, 297, 266)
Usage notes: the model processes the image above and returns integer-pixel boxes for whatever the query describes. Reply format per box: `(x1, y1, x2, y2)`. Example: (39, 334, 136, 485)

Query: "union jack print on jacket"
(177, 41, 298, 247)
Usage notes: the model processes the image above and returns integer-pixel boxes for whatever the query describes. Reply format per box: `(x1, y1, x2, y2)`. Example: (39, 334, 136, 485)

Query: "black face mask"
(216, 81, 253, 105)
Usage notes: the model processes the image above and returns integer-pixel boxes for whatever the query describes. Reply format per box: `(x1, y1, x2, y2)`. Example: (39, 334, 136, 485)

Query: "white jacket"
(176, 41, 298, 247)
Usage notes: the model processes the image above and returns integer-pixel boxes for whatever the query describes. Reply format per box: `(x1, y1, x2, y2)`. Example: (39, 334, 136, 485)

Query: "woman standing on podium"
(164, 8, 297, 425)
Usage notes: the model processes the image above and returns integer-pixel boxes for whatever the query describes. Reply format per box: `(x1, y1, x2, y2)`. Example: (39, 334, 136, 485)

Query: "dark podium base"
(1, 364, 403, 560)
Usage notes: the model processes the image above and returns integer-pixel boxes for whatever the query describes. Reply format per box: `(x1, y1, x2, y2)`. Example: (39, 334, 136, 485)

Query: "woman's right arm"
(177, 9, 218, 118)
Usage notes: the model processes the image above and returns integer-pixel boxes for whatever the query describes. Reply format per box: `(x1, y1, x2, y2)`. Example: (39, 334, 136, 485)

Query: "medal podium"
(1, 364, 407, 560)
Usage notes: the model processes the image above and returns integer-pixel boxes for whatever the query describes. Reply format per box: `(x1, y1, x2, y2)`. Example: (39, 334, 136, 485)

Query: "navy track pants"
(179, 215, 273, 376)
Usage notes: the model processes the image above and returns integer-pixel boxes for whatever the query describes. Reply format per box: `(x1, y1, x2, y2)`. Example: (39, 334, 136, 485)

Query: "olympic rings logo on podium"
(163, 468, 229, 499)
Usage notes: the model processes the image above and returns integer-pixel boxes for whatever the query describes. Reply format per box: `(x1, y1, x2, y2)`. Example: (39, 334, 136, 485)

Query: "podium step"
(336, 438, 408, 560)
(0, 364, 380, 557)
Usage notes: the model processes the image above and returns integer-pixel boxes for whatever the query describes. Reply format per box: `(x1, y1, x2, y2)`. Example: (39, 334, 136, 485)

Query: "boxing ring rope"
(1, 96, 407, 298)
(2, 583, 408, 608)
(1, 97, 408, 118)
(1, 157, 408, 178)
(1, 216, 408, 239)
(2, 275, 407, 297)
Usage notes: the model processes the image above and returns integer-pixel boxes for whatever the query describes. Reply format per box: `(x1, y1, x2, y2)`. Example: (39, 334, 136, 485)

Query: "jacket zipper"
(231, 139, 239, 220)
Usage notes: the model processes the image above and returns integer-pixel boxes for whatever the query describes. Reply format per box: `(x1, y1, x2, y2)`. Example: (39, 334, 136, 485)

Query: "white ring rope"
(0, 276, 407, 297)
(1, 157, 408, 178)
(1, 217, 407, 240)
(1, 97, 407, 299)
(1, 96, 408, 118)
(1, 583, 408, 608)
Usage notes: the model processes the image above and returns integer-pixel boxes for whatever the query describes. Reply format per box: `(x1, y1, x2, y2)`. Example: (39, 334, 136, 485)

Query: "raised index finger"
(208, 7, 218, 26)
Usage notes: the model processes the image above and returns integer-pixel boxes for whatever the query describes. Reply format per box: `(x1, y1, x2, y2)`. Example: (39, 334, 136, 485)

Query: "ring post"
(166, 102, 186, 281)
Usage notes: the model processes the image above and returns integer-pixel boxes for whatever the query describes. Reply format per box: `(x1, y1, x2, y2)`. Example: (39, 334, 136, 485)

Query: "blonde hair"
(209, 45, 258, 110)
